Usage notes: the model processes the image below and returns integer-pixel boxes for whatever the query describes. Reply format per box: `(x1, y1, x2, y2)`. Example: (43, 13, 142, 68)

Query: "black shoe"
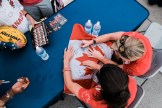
(148, 0, 158, 5)
(157, 0, 162, 7)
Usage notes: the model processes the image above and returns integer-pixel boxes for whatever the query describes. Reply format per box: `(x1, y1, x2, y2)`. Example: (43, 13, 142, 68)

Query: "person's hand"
(12, 77, 30, 93)
(27, 15, 36, 27)
(30, 18, 36, 27)
(82, 60, 101, 70)
(88, 46, 105, 61)
(16, 39, 26, 48)
(64, 46, 74, 62)
(0, 100, 5, 107)
(81, 40, 93, 48)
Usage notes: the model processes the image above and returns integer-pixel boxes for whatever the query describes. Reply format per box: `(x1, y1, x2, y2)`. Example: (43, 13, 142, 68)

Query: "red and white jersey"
(0, 0, 30, 33)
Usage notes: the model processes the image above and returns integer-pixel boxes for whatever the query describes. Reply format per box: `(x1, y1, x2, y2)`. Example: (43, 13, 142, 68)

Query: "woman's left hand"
(64, 46, 74, 62)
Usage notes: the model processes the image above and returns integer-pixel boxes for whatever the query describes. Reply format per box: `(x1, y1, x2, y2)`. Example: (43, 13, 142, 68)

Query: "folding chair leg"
(141, 79, 148, 86)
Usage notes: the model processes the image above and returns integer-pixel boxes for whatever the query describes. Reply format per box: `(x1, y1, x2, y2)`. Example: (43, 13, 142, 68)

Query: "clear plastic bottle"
(36, 46, 49, 61)
(92, 21, 101, 36)
(84, 19, 92, 34)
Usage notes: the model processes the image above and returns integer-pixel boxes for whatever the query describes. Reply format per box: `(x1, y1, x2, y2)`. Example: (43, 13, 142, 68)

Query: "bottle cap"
(87, 20, 91, 24)
(36, 46, 41, 52)
(96, 21, 100, 25)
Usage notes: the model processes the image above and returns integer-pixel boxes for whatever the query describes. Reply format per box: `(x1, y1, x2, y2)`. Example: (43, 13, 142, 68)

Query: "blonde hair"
(112, 36, 145, 61)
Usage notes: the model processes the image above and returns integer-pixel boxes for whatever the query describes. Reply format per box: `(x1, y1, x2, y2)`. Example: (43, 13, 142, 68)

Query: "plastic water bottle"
(92, 21, 101, 36)
(84, 20, 92, 34)
(36, 46, 49, 61)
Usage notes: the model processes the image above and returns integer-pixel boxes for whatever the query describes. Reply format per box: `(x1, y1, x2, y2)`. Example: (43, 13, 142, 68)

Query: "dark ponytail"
(115, 90, 130, 108)
(97, 64, 130, 108)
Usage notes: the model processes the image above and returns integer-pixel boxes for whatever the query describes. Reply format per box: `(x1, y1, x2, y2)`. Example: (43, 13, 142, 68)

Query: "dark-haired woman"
(81, 32, 152, 76)
(63, 46, 137, 108)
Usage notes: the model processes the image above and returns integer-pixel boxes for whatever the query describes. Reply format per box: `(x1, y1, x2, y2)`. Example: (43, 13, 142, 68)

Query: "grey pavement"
(136, 0, 162, 108)
(49, 0, 162, 108)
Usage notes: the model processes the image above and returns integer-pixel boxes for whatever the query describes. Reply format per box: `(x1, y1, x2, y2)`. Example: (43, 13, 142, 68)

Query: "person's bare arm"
(0, 89, 16, 107)
(87, 46, 118, 65)
(94, 31, 124, 43)
(21, 10, 35, 27)
(96, 57, 124, 70)
(63, 47, 82, 96)
(81, 32, 124, 47)
(63, 61, 82, 96)
(0, 77, 29, 107)
(100, 57, 117, 64)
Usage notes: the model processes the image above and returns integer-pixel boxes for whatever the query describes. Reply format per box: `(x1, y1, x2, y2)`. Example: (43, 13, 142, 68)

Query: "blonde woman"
(81, 32, 152, 76)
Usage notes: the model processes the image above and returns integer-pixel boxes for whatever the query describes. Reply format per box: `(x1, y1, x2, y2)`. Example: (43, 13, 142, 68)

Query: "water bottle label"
(92, 30, 99, 36)
(85, 27, 91, 34)
(92, 22, 101, 36)
(36, 47, 49, 60)
(42, 53, 49, 60)
(40, 51, 49, 60)
(85, 20, 92, 34)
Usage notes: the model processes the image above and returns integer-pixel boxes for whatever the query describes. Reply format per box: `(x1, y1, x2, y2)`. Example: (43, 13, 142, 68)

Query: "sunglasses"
(116, 36, 129, 59)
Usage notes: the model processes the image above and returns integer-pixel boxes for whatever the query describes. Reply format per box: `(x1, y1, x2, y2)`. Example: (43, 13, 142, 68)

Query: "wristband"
(63, 68, 71, 72)
(25, 13, 29, 17)
(6, 92, 10, 98)
(6, 92, 13, 99)
(93, 39, 96, 44)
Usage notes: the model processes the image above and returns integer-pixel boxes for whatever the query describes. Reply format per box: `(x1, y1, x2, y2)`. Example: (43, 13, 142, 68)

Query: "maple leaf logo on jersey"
(81, 91, 91, 103)
(76, 46, 104, 75)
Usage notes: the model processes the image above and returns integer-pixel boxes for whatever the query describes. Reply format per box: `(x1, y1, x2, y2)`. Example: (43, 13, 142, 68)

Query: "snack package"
(49, 13, 67, 31)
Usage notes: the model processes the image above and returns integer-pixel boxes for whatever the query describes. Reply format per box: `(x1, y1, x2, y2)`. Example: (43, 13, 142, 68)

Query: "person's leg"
(24, 5, 41, 21)
(36, 0, 54, 18)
